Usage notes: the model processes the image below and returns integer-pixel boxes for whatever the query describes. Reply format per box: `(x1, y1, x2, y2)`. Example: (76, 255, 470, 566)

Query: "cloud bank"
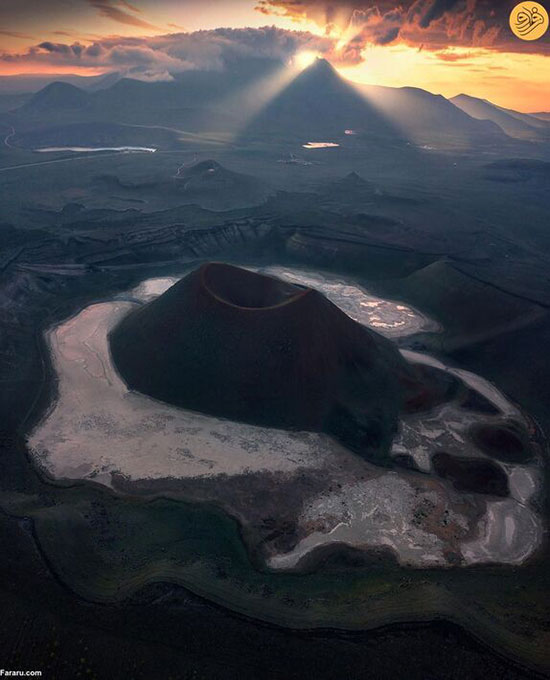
(1, 1, 548, 79)
(0, 26, 333, 77)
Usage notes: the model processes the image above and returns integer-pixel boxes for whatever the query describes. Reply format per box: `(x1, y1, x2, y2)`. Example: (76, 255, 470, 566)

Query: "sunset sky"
(1, 0, 549, 111)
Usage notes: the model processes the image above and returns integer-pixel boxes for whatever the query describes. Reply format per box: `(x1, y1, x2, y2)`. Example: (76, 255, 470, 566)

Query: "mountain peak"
(21, 80, 90, 113)
(301, 57, 339, 79)
(42, 80, 83, 93)
(242, 54, 396, 140)
(288, 56, 351, 93)
(185, 159, 222, 175)
(345, 171, 367, 183)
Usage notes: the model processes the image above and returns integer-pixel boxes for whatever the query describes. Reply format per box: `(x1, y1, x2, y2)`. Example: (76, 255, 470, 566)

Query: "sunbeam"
(217, 60, 304, 141)
(293, 51, 319, 70)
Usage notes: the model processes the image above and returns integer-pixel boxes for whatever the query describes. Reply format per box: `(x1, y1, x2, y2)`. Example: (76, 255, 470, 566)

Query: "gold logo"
(510, 2, 549, 40)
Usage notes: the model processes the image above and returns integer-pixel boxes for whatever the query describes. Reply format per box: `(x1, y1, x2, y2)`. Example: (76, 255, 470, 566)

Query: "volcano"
(21, 81, 90, 114)
(110, 263, 424, 464)
(174, 160, 271, 209)
(242, 58, 398, 141)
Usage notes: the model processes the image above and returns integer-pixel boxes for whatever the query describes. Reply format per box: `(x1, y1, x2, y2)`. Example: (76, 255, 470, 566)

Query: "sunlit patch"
(302, 142, 340, 149)
(294, 51, 319, 70)
(35, 146, 157, 154)
(259, 266, 435, 337)
(218, 61, 299, 141)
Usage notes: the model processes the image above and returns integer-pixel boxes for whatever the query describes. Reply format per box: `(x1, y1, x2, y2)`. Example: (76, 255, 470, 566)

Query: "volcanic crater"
(110, 262, 446, 465)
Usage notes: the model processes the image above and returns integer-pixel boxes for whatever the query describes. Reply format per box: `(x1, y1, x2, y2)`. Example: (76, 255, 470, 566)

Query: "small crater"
(432, 452, 509, 497)
(469, 423, 533, 463)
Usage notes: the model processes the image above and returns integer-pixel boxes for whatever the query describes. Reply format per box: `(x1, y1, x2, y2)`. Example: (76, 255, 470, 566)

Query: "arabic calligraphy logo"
(510, 2, 549, 40)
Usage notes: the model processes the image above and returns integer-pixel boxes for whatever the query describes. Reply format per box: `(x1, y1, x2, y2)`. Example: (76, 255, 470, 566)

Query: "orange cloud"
(256, 0, 550, 58)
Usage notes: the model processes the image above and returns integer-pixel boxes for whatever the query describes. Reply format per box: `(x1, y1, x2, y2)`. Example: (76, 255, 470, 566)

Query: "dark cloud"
(86, 0, 162, 30)
(255, 0, 550, 56)
(415, 0, 465, 29)
(37, 41, 84, 56)
(348, 7, 403, 47)
(0, 29, 36, 40)
(120, 1, 141, 11)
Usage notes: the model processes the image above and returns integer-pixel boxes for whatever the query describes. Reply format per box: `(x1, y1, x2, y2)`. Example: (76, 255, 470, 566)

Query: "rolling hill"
(0, 71, 121, 95)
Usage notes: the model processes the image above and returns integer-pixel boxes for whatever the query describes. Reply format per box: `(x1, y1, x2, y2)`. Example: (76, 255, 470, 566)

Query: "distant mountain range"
(358, 82, 503, 145)
(451, 94, 550, 141)
(0, 71, 121, 95)
(5, 58, 548, 149)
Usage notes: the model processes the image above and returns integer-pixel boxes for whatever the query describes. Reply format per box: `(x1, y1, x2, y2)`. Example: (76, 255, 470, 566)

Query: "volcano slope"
(110, 262, 443, 465)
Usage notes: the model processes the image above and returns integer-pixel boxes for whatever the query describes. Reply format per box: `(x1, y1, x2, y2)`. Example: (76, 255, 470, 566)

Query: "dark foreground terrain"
(0, 192, 548, 677)
(0, 59, 549, 679)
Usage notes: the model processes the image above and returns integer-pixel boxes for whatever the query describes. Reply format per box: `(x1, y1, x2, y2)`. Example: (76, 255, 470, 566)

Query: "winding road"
(3, 125, 16, 149)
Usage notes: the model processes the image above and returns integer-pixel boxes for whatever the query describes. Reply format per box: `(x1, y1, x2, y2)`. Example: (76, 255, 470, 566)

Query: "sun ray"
(293, 51, 319, 70)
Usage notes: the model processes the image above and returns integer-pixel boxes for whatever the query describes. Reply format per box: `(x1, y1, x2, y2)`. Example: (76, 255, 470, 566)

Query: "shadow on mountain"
(240, 58, 404, 144)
